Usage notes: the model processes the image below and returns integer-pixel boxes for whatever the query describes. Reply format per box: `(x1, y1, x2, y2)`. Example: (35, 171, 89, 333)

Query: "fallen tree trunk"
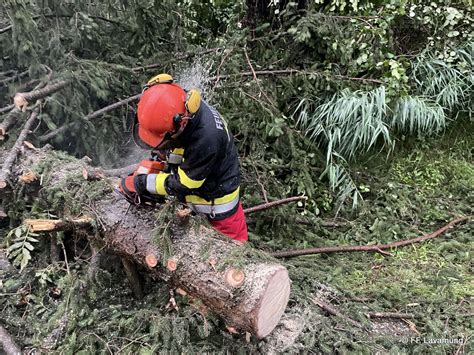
(0, 325, 21, 355)
(10, 146, 290, 338)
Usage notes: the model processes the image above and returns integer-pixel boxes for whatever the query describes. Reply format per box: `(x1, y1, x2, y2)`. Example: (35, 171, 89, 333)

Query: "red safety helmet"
(134, 74, 201, 149)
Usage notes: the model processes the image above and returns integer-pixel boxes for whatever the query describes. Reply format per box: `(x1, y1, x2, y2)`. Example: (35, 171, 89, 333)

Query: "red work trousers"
(210, 202, 248, 242)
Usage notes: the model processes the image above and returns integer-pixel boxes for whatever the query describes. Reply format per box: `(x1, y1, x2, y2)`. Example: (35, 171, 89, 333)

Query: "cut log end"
(13, 93, 29, 111)
(145, 254, 158, 268)
(225, 268, 245, 287)
(0, 180, 7, 189)
(19, 171, 38, 184)
(166, 257, 178, 271)
(255, 268, 291, 338)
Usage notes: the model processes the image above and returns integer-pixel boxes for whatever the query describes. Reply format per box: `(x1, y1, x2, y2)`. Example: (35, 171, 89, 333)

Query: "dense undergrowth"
(1, 120, 472, 353)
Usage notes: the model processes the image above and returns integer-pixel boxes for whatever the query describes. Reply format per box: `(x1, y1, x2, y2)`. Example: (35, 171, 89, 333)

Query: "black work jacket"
(165, 101, 240, 201)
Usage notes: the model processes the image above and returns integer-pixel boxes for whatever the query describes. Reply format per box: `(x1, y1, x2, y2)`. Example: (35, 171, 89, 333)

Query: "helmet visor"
(137, 124, 167, 148)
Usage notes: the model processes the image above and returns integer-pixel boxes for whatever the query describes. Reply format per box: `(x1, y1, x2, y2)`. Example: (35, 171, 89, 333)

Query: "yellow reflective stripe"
(178, 167, 205, 189)
(185, 187, 240, 205)
(172, 148, 184, 155)
(155, 173, 170, 196)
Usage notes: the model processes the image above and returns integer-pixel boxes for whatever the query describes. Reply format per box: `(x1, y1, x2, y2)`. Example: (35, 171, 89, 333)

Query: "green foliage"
(6, 225, 39, 271)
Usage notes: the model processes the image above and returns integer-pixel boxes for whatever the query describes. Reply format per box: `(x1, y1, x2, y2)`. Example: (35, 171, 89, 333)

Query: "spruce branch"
(38, 94, 141, 142)
(14, 80, 69, 110)
(271, 216, 469, 258)
(0, 70, 29, 86)
(208, 69, 384, 85)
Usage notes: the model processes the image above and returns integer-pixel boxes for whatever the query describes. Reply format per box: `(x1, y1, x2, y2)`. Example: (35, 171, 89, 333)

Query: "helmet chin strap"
(154, 115, 189, 150)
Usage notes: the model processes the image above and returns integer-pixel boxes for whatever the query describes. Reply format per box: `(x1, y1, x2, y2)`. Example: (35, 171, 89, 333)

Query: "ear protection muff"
(185, 89, 201, 115)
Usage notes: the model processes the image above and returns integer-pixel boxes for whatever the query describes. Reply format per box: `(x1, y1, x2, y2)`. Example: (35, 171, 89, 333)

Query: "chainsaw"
(115, 152, 169, 205)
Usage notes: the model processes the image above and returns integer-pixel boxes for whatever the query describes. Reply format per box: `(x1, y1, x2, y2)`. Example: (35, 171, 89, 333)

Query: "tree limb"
(0, 105, 15, 115)
(82, 164, 138, 180)
(0, 71, 29, 86)
(0, 109, 40, 189)
(367, 312, 415, 319)
(0, 325, 21, 355)
(0, 108, 21, 139)
(243, 196, 307, 215)
(38, 94, 141, 142)
(208, 69, 384, 85)
(0, 25, 12, 34)
(24, 217, 94, 232)
(271, 216, 469, 258)
(131, 47, 221, 72)
(14, 80, 69, 110)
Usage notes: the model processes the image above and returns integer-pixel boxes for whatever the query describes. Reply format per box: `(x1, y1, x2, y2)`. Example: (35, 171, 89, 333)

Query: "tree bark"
(0, 325, 21, 355)
(12, 147, 291, 338)
(0, 108, 21, 139)
(13, 80, 69, 110)
(0, 109, 39, 189)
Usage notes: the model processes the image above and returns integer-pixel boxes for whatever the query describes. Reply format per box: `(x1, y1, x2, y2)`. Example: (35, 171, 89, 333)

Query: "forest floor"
(1, 120, 472, 354)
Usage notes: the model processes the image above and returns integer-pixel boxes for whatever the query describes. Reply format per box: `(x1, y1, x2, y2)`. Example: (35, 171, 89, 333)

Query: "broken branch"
(243, 196, 307, 215)
(24, 217, 94, 232)
(0, 104, 15, 114)
(367, 312, 415, 319)
(0, 109, 39, 189)
(39, 94, 141, 142)
(271, 216, 469, 258)
(14, 80, 69, 110)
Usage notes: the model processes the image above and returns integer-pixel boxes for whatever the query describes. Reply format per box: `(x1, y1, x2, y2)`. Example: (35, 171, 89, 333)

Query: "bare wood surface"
(14, 80, 68, 110)
(39, 94, 141, 142)
(24, 217, 94, 232)
(243, 196, 307, 215)
(271, 216, 469, 258)
(0, 325, 21, 355)
(0, 109, 39, 189)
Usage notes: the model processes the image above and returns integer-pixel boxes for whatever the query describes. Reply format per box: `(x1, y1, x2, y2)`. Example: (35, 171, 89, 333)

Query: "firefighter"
(119, 74, 248, 242)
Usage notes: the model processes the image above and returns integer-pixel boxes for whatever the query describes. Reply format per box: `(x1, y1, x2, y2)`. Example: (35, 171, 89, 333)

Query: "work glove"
(118, 174, 164, 206)
(118, 174, 140, 205)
